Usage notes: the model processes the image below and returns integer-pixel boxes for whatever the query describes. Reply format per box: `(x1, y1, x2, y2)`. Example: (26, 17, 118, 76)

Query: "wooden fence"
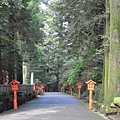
(0, 84, 35, 93)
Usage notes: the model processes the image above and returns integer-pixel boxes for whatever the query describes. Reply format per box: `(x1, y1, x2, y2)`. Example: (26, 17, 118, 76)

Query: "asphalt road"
(0, 92, 108, 120)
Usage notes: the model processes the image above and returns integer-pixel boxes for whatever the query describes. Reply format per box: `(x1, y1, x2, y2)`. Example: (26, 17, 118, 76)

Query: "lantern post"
(86, 79, 96, 110)
(76, 82, 82, 99)
(40, 84, 45, 95)
(61, 84, 66, 93)
(9, 80, 20, 110)
(35, 83, 39, 99)
(69, 85, 73, 96)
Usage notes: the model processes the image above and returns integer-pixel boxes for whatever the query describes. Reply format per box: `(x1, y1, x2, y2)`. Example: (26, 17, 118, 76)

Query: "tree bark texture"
(103, 0, 120, 105)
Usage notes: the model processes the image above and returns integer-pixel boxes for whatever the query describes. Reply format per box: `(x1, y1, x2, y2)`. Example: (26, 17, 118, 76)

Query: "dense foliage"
(0, 0, 105, 89)
(48, 0, 105, 87)
(0, 0, 46, 83)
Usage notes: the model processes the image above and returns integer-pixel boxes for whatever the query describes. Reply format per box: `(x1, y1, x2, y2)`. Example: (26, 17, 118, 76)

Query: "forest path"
(0, 92, 108, 120)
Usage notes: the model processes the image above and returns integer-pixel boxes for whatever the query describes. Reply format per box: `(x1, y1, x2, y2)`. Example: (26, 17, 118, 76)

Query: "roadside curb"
(107, 115, 120, 120)
(100, 114, 110, 120)
(96, 112, 115, 120)
(107, 116, 114, 120)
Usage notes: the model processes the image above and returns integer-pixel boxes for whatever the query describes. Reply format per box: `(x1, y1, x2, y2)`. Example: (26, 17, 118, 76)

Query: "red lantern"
(76, 82, 82, 89)
(35, 83, 39, 90)
(9, 80, 19, 91)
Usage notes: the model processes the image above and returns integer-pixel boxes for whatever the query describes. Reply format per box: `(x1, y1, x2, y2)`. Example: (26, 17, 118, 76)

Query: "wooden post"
(9, 80, 19, 110)
(78, 88, 80, 99)
(14, 91, 17, 109)
(69, 85, 73, 95)
(89, 90, 93, 110)
(40, 84, 45, 95)
(86, 79, 96, 110)
(76, 82, 82, 99)
(35, 83, 39, 99)
(61, 84, 65, 93)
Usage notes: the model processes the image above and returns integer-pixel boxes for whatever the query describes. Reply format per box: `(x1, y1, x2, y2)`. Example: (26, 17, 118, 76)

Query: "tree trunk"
(17, 54, 23, 84)
(103, 0, 120, 105)
(103, 0, 110, 104)
(0, 39, 2, 84)
(8, 9, 15, 82)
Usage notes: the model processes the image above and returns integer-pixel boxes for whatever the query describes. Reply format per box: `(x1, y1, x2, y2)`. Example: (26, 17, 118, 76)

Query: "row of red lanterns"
(9, 80, 45, 110)
(61, 79, 96, 110)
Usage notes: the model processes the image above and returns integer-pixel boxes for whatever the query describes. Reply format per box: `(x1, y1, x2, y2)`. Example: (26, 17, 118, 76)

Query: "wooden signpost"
(86, 79, 96, 110)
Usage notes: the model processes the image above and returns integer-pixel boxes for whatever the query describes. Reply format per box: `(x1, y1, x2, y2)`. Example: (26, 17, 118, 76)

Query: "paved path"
(0, 92, 108, 120)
